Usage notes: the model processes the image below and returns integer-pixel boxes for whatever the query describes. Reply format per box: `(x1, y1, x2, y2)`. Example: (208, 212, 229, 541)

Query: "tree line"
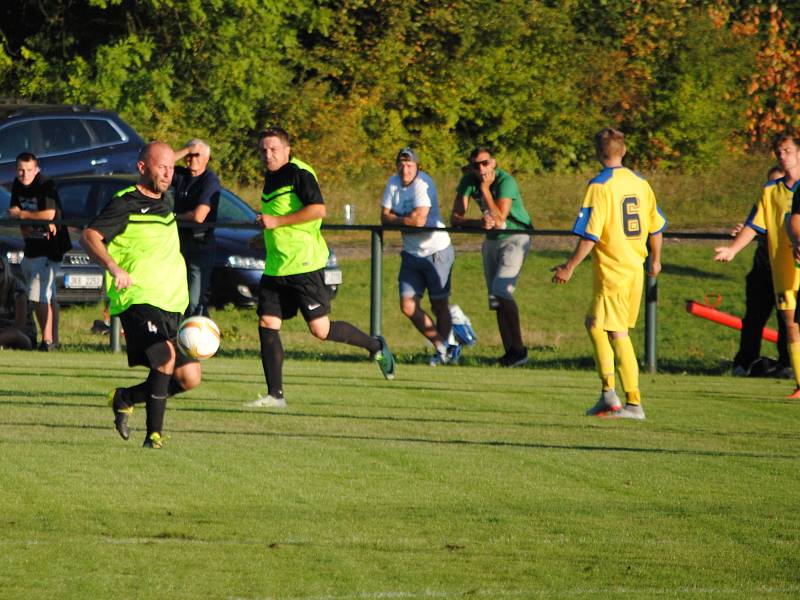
(1, 1, 798, 185)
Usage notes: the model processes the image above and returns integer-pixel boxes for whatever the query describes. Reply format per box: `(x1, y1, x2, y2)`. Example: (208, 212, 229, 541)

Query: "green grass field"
(1, 352, 799, 599)
(3, 230, 798, 598)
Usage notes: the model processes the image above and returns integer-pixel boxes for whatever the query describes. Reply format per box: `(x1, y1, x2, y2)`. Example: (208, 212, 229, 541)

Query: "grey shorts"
(21, 256, 58, 303)
(398, 245, 455, 300)
(482, 234, 531, 301)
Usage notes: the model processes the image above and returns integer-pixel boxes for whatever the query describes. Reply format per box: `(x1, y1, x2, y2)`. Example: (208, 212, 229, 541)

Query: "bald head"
(137, 141, 175, 197)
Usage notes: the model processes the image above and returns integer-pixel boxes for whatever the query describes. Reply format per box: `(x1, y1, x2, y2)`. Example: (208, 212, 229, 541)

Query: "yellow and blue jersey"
(745, 177, 800, 293)
(572, 166, 667, 291)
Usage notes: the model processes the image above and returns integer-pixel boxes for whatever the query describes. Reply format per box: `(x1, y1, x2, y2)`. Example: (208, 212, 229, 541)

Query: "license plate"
(64, 274, 103, 289)
(324, 270, 342, 285)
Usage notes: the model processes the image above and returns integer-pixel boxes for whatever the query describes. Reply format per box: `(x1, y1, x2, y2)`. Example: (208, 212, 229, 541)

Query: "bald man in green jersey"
(82, 141, 202, 449)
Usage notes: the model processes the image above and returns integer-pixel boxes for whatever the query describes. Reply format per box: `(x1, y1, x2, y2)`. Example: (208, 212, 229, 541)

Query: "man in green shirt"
(452, 146, 533, 367)
(81, 141, 202, 449)
(245, 126, 395, 409)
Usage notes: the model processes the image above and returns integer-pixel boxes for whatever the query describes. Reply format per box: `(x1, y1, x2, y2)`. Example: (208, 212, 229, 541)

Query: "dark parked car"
(0, 102, 144, 187)
(52, 174, 342, 307)
(0, 186, 105, 305)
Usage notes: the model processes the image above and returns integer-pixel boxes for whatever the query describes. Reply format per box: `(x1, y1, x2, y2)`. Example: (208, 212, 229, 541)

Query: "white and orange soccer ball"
(177, 316, 221, 360)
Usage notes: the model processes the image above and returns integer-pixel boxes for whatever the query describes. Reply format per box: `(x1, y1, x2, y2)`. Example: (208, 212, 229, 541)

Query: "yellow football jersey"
(572, 166, 667, 292)
(745, 177, 800, 294)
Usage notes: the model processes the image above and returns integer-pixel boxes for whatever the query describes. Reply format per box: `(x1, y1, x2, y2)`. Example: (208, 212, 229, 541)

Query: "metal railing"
(1, 215, 734, 370)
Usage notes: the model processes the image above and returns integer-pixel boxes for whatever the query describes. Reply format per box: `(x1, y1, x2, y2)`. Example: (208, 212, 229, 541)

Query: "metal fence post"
(110, 315, 121, 353)
(370, 227, 383, 337)
(644, 256, 657, 373)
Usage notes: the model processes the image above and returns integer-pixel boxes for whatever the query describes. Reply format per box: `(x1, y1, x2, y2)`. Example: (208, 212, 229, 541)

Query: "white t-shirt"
(380, 171, 451, 257)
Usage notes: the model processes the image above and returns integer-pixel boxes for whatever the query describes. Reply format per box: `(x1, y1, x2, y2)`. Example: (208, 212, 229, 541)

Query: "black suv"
(0, 102, 144, 186)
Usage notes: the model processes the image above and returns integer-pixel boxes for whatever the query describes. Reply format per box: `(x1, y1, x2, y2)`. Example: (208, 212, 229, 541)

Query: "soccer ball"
(177, 316, 221, 360)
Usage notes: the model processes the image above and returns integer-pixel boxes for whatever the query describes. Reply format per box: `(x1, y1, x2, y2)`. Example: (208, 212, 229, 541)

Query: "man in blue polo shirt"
(172, 139, 221, 316)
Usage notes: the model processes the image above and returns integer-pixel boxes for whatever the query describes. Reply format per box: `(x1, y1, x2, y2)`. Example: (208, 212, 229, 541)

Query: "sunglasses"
(185, 153, 201, 159)
(470, 159, 491, 169)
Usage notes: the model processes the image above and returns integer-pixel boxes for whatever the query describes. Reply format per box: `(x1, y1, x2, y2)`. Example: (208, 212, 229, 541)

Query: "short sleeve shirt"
(172, 166, 221, 240)
(747, 177, 800, 293)
(381, 171, 451, 257)
(572, 167, 667, 292)
(455, 168, 532, 239)
(10, 174, 60, 258)
(88, 188, 174, 242)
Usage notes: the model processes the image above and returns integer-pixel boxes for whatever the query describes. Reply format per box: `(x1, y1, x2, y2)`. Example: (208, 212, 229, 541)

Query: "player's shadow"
(4, 419, 798, 461)
(660, 263, 730, 279)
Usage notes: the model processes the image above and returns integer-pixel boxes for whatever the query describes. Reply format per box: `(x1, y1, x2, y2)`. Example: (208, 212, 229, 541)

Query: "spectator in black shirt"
(8, 153, 61, 351)
(172, 139, 221, 316)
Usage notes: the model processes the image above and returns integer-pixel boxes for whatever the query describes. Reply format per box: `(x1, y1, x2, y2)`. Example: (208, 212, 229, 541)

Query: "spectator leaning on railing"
(380, 147, 459, 366)
(451, 146, 533, 368)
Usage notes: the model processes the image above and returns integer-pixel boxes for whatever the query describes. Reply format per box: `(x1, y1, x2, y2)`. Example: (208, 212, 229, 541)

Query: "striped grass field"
(1, 351, 798, 599)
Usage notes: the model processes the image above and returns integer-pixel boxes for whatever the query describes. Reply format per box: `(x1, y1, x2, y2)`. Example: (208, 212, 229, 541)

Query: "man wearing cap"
(452, 146, 533, 367)
(381, 147, 457, 365)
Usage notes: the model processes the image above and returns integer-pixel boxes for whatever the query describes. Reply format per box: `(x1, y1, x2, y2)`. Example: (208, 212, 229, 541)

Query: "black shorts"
(118, 304, 197, 369)
(257, 269, 331, 322)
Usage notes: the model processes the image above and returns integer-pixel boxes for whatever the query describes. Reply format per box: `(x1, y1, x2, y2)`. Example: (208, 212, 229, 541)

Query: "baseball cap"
(396, 147, 419, 164)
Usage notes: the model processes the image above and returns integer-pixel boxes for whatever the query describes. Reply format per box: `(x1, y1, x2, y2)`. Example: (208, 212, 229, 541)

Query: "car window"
(57, 183, 93, 220)
(40, 118, 92, 155)
(85, 118, 126, 144)
(217, 189, 256, 224)
(0, 121, 38, 162)
(0, 187, 10, 213)
(96, 181, 135, 214)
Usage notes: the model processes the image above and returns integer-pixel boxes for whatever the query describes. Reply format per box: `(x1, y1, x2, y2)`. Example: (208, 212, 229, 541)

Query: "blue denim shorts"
(398, 245, 455, 300)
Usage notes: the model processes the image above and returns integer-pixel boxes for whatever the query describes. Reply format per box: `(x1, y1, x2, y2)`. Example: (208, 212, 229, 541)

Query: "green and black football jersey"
(87, 186, 188, 315)
(260, 158, 329, 276)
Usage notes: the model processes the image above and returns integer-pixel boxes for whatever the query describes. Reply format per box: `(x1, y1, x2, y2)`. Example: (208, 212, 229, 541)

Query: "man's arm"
(7, 206, 56, 221)
(788, 214, 800, 262)
(648, 232, 663, 276)
(80, 228, 132, 291)
(451, 194, 493, 230)
(178, 203, 213, 224)
(258, 204, 326, 230)
(551, 237, 596, 284)
(714, 225, 757, 262)
(381, 206, 430, 227)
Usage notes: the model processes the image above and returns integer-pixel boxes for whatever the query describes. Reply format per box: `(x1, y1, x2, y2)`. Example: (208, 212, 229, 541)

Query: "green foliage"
(0, 0, 785, 183)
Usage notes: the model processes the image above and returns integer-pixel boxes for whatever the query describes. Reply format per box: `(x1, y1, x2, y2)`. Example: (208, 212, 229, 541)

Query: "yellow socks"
(611, 336, 640, 405)
(789, 341, 800, 388)
(588, 325, 615, 390)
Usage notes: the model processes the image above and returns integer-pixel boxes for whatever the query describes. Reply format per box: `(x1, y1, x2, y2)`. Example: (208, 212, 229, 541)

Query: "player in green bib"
(81, 142, 203, 448)
(244, 126, 395, 409)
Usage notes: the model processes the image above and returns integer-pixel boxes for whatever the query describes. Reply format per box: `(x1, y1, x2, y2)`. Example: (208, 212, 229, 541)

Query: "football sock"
(167, 379, 186, 397)
(145, 369, 171, 435)
(259, 327, 284, 399)
(327, 321, 381, 354)
(587, 325, 615, 391)
(125, 382, 149, 405)
(611, 336, 640, 405)
(125, 378, 187, 405)
(789, 341, 800, 387)
(626, 390, 642, 406)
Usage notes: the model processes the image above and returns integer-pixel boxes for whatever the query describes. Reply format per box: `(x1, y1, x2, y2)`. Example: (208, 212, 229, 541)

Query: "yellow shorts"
(775, 289, 797, 311)
(587, 270, 644, 332)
